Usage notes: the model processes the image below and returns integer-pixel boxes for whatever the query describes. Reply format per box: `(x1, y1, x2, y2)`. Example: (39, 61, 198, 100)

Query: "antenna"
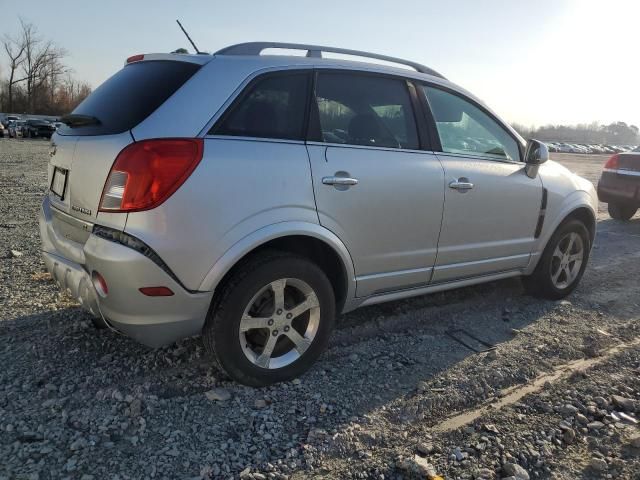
(176, 20, 201, 54)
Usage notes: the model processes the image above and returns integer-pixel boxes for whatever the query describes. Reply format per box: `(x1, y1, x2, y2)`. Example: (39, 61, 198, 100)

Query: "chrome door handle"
(322, 176, 359, 186)
(448, 179, 474, 191)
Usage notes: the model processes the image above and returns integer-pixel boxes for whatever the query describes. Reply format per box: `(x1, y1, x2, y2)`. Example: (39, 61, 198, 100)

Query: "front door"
(307, 71, 445, 297)
(420, 85, 543, 283)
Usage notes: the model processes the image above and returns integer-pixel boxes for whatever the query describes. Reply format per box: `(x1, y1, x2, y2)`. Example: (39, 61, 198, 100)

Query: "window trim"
(306, 68, 432, 151)
(406, 81, 432, 151)
(209, 69, 314, 142)
(416, 82, 525, 162)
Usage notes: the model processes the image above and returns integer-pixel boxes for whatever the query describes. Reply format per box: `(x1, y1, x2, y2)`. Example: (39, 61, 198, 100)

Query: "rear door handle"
(322, 176, 359, 186)
(449, 179, 474, 191)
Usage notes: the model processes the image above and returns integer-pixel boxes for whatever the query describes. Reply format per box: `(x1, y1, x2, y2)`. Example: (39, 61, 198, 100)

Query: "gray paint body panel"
(125, 138, 319, 290)
(307, 144, 445, 297)
(432, 154, 543, 282)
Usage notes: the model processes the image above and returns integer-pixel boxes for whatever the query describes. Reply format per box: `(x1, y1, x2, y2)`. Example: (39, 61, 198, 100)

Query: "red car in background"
(598, 146, 640, 220)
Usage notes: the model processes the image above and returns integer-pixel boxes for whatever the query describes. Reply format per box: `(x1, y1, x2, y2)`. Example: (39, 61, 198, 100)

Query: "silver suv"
(40, 43, 598, 385)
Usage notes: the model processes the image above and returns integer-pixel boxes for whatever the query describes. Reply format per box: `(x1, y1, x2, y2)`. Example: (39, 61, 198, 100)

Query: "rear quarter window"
(58, 60, 200, 136)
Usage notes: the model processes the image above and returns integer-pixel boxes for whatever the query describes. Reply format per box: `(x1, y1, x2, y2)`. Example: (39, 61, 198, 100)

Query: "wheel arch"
(563, 206, 596, 245)
(526, 193, 597, 275)
(539, 190, 597, 249)
(199, 222, 356, 313)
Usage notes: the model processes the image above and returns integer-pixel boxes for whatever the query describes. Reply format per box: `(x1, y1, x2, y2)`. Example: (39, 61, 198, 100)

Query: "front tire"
(608, 203, 637, 221)
(524, 219, 590, 300)
(203, 252, 336, 386)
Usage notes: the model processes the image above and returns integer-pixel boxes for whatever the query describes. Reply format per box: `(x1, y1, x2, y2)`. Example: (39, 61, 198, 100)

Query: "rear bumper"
(597, 171, 640, 206)
(42, 250, 101, 315)
(39, 196, 213, 347)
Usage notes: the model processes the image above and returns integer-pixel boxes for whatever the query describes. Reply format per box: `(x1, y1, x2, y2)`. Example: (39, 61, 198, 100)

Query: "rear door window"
(313, 72, 419, 150)
(58, 60, 201, 136)
(212, 72, 310, 141)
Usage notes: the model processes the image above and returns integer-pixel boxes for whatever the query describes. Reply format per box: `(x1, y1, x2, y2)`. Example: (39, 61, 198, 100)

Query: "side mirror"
(524, 139, 549, 178)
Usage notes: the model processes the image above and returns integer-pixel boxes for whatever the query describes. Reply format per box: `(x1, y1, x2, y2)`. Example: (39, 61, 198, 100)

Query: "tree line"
(512, 121, 640, 145)
(1, 19, 92, 117)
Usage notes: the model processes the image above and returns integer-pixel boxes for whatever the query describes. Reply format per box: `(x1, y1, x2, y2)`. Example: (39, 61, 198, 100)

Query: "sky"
(1, 0, 639, 128)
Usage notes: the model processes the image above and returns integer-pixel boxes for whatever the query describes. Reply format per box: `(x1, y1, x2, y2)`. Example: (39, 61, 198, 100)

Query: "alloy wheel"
(550, 232, 584, 289)
(239, 278, 320, 369)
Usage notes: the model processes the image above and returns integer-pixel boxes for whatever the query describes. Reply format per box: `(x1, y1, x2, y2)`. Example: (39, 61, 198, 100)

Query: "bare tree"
(2, 28, 26, 112)
(16, 19, 68, 112)
(1, 18, 89, 115)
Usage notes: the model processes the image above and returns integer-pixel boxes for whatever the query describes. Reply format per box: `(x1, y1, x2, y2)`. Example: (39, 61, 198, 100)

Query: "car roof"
(137, 50, 450, 84)
(135, 49, 485, 112)
(132, 43, 525, 145)
(138, 43, 492, 111)
(206, 53, 523, 141)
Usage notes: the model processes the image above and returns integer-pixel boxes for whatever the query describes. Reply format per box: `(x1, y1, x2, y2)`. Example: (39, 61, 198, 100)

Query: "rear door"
(420, 85, 543, 283)
(307, 71, 445, 297)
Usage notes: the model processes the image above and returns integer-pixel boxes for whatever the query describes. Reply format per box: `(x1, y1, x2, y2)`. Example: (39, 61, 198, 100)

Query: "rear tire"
(608, 203, 637, 221)
(523, 219, 590, 300)
(203, 251, 336, 386)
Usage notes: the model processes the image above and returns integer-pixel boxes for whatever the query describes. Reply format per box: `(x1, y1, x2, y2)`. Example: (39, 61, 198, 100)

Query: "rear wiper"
(60, 114, 101, 127)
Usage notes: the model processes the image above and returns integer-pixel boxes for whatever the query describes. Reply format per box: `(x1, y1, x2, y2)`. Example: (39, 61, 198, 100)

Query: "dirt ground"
(0, 141, 639, 480)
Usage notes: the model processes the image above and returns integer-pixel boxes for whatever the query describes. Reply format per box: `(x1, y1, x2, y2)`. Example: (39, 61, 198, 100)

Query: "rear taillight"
(604, 154, 619, 170)
(99, 139, 203, 212)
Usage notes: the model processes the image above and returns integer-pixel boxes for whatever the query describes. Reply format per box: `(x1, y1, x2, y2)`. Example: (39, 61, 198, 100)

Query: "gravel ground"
(1, 140, 639, 480)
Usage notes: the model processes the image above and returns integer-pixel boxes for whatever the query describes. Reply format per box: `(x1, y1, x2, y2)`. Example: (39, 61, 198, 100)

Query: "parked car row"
(1, 117, 58, 139)
(546, 142, 636, 154)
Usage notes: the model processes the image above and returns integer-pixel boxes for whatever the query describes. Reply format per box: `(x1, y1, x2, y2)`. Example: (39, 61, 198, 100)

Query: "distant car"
(571, 144, 586, 154)
(575, 144, 590, 154)
(8, 120, 25, 138)
(0, 121, 7, 138)
(23, 119, 56, 139)
(598, 147, 640, 220)
(556, 143, 573, 153)
(588, 145, 603, 154)
(581, 145, 596, 154)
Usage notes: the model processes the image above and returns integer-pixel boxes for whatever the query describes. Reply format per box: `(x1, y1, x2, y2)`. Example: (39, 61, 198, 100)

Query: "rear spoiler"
(123, 53, 212, 66)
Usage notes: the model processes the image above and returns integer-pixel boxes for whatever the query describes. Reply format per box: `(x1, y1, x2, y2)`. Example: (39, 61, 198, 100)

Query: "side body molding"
(198, 222, 357, 311)
(524, 190, 597, 275)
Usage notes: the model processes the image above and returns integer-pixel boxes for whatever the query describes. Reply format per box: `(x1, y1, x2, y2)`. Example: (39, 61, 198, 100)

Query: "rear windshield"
(58, 60, 201, 136)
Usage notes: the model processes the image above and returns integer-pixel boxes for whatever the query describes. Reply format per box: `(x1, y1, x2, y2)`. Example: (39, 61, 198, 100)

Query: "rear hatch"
(49, 57, 203, 231)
